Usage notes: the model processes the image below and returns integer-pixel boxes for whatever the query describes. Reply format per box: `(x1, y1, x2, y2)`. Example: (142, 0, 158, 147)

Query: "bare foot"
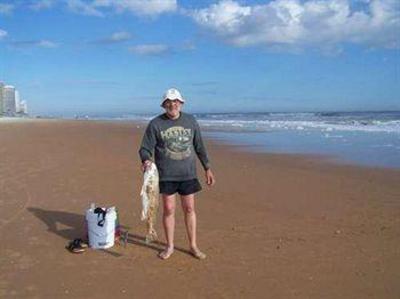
(158, 248, 174, 260)
(190, 247, 206, 260)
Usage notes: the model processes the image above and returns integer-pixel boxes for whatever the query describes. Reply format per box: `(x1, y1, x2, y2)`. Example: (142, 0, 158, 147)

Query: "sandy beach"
(0, 119, 399, 298)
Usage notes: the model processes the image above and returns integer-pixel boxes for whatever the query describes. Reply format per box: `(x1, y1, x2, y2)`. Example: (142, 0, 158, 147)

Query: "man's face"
(163, 99, 182, 119)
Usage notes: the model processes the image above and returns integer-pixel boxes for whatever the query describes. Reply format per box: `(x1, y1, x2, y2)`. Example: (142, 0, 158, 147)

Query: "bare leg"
(181, 194, 206, 259)
(159, 193, 176, 259)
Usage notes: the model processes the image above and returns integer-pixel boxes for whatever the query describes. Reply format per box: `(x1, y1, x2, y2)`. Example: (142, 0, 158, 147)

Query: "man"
(139, 88, 215, 260)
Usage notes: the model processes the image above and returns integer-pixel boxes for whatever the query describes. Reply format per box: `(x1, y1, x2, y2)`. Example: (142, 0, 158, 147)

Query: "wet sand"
(0, 119, 399, 298)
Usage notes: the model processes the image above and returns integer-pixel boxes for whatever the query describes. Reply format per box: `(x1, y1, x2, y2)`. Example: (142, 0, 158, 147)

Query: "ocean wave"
(85, 111, 400, 134)
(198, 119, 400, 133)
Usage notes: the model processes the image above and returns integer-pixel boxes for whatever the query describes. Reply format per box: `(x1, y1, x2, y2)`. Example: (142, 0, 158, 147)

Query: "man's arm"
(139, 121, 157, 168)
(193, 118, 215, 186)
(205, 168, 215, 186)
(193, 118, 210, 170)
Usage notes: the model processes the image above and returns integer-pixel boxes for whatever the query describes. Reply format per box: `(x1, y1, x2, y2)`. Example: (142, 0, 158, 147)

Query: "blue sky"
(0, 0, 399, 115)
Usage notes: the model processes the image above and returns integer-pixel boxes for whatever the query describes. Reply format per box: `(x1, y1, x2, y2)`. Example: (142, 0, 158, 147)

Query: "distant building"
(20, 100, 28, 114)
(0, 82, 4, 115)
(15, 90, 21, 113)
(0, 82, 28, 117)
(3, 85, 16, 116)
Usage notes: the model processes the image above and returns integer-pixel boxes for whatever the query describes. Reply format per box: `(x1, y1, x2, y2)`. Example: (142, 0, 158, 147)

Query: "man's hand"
(205, 169, 215, 186)
(141, 160, 152, 172)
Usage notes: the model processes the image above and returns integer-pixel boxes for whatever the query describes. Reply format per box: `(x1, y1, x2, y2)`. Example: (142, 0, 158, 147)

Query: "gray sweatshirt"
(139, 112, 210, 181)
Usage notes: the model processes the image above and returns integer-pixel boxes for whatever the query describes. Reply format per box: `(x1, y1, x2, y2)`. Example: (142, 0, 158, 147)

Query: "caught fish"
(140, 162, 159, 243)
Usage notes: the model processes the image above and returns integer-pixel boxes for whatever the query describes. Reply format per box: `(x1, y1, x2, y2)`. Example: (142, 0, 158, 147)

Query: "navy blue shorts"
(159, 179, 202, 195)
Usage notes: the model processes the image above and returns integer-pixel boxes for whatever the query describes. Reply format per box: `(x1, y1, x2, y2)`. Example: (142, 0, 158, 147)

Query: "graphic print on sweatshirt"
(160, 126, 192, 160)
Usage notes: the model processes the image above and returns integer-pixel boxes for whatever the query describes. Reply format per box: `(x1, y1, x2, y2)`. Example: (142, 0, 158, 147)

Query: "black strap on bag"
(94, 207, 106, 227)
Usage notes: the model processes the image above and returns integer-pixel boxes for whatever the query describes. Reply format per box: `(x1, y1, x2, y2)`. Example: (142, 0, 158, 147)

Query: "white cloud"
(66, 0, 104, 16)
(129, 44, 169, 55)
(93, 0, 177, 16)
(128, 41, 194, 55)
(110, 31, 132, 42)
(65, 0, 176, 17)
(91, 31, 132, 44)
(191, 0, 400, 50)
(38, 40, 58, 48)
(0, 29, 7, 40)
(192, 0, 251, 35)
(30, 0, 55, 11)
(10, 40, 59, 48)
(0, 3, 14, 14)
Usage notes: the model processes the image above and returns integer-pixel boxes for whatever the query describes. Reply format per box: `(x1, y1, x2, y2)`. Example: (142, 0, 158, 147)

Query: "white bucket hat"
(161, 88, 185, 107)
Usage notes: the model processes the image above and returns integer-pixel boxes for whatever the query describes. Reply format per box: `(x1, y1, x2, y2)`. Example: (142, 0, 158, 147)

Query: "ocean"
(86, 111, 400, 169)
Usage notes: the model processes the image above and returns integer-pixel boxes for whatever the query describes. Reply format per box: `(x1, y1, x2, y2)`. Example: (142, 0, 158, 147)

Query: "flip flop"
(190, 249, 206, 260)
(76, 239, 88, 248)
(66, 239, 86, 254)
(158, 249, 174, 260)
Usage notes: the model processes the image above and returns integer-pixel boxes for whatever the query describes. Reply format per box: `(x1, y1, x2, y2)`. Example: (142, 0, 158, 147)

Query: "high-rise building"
(0, 82, 28, 117)
(20, 100, 28, 114)
(0, 82, 4, 115)
(15, 90, 21, 113)
(3, 85, 16, 116)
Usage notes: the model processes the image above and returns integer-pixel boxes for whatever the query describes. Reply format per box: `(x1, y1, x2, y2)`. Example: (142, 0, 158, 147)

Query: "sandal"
(158, 249, 174, 260)
(66, 239, 87, 254)
(190, 249, 206, 260)
(76, 239, 88, 248)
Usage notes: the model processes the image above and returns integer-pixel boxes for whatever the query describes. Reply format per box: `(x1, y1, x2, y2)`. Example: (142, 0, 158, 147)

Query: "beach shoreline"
(4, 116, 399, 170)
(0, 119, 399, 298)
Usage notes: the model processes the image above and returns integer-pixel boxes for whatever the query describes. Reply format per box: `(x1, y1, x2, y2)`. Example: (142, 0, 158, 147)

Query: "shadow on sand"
(27, 207, 86, 240)
(27, 207, 192, 257)
(126, 232, 192, 256)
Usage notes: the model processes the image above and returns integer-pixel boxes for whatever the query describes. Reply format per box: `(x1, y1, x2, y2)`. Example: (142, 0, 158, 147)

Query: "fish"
(140, 162, 159, 243)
